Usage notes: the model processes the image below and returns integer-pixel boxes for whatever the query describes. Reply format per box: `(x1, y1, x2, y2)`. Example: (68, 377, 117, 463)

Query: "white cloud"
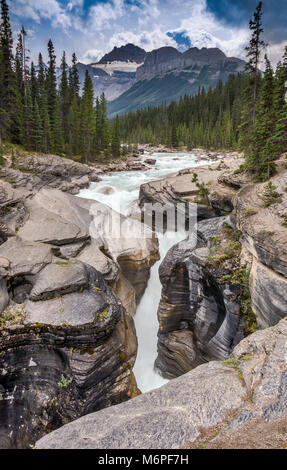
(67, 0, 84, 11)
(108, 29, 177, 52)
(176, 0, 249, 59)
(11, 0, 283, 68)
(88, 0, 125, 29)
(265, 41, 287, 68)
(9, 0, 84, 32)
(83, 48, 104, 63)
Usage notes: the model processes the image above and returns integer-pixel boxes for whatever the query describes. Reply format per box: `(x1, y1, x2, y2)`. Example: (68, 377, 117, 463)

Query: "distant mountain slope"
(108, 52, 245, 117)
(76, 62, 135, 101)
(97, 43, 146, 64)
(74, 44, 147, 101)
(55, 44, 245, 110)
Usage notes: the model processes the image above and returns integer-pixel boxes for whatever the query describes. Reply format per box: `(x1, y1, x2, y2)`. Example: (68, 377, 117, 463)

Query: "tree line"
(0, 0, 124, 162)
(0, 0, 286, 181)
(119, 2, 287, 181)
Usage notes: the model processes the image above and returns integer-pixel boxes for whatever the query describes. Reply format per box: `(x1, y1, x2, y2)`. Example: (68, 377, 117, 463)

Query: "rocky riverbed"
(1, 149, 287, 449)
(0, 152, 159, 448)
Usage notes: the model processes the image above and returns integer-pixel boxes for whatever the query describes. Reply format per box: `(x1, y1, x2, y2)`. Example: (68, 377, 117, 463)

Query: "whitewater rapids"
(79, 152, 215, 392)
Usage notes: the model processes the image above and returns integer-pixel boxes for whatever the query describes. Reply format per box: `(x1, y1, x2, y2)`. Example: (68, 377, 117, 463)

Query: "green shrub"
(244, 208, 258, 217)
(260, 182, 282, 207)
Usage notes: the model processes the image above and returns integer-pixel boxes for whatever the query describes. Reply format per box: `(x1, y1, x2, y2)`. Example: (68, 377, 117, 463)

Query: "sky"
(8, 0, 287, 66)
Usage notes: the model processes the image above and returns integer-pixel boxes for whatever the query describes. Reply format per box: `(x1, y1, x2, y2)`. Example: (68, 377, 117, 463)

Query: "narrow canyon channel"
(79, 152, 215, 392)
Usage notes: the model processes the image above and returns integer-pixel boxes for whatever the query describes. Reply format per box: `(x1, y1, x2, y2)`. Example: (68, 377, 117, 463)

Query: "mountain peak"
(182, 47, 226, 62)
(97, 44, 146, 64)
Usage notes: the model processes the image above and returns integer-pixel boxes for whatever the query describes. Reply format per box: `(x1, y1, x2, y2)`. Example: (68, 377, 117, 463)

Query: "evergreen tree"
(52, 96, 64, 154)
(41, 88, 52, 153)
(37, 53, 51, 152)
(37, 52, 46, 96)
(59, 51, 70, 146)
(170, 106, 178, 148)
(245, 1, 267, 124)
(95, 97, 102, 153)
(100, 92, 110, 155)
(13, 33, 25, 144)
(30, 62, 38, 105)
(80, 70, 95, 162)
(46, 39, 57, 150)
(67, 52, 81, 155)
(31, 99, 43, 151)
(23, 85, 33, 148)
(247, 55, 276, 180)
(69, 52, 80, 99)
(0, 0, 14, 143)
(111, 115, 121, 158)
(68, 94, 81, 155)
(273, 47, 287, 152)
(239, 2, 266, 150)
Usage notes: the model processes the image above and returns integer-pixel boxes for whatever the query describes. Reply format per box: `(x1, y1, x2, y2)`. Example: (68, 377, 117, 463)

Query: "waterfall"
(79, 152, 215, 392)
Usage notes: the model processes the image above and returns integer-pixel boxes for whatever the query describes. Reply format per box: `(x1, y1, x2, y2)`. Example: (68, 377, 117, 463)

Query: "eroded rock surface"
(0, 253, 137, 449)
(146, 155, 287, 379)
(155, 217, 246, 378)
(36, 317, 287, 449)
(139, 156, 245, 220)
(234, 156, 287, 327)
(0, 187, 160, 448)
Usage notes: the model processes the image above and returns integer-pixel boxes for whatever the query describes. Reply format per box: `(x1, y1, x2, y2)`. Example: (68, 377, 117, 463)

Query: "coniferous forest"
(0, 0, 286, 181)
(119, 2, 287, 181)
(0, 0, 122, 163)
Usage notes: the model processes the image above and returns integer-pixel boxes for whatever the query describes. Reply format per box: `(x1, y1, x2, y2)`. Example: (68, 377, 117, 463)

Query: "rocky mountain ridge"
(135, 46, 243, 81)
(107, 46, 245, 116)
(70, 43, 245, 112)
(96, 43, 146, 65)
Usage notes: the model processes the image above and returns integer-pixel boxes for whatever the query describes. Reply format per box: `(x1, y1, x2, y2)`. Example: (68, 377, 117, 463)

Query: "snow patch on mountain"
(94, 61, 144, 76)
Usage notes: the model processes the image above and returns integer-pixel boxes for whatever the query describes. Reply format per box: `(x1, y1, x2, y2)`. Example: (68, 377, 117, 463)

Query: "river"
(79, 152, 215, 392)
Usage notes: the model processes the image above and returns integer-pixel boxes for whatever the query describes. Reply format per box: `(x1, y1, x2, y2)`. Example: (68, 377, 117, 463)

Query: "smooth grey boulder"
(18, 188, 91, 245)
(0, 237, 52, 277)
(36, 317, 287, 449)
(36, 361, 246, 449)
(76, 239, 120, 286)
(16, 188, 159, 302)
(29, 261, 89, 301)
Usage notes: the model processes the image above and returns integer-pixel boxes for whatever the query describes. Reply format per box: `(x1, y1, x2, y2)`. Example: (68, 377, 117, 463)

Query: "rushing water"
(79, 152, 216, 392)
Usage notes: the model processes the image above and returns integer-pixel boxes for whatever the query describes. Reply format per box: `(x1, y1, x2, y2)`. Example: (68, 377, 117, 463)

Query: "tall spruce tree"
(68, 52, 81, 155)
(46, 39, 58, 151)
(37, 52, 52, 153)
(99, 92, 110, 156)
(170, 106, 179, 148)
(239, 1, 266, 151)
(69, 52, 80, 99)
(59, 51, 70, 147)
(80, 70, 95, 162)
(0, 0, 14, 143)
(247, 55, 276, 180)
(273, 47, 287, 153)
(111, 115, 121, 158)
(245, 1, 267, 124)
(13, 33, 25, 144)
